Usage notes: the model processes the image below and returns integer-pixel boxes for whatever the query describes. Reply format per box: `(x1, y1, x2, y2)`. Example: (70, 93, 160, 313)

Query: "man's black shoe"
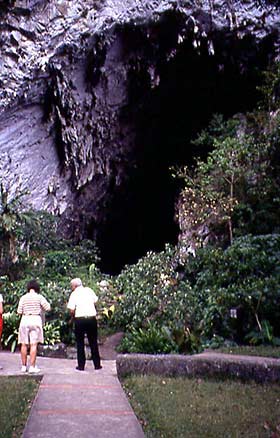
(95, 366, 102, 370)
(76, 366, 85, 371)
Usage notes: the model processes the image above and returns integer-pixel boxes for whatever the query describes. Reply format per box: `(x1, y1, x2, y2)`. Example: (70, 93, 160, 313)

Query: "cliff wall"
(0, 0, 279, 270)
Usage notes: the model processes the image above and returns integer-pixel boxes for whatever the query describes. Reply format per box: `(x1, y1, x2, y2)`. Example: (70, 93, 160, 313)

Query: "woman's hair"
(27, 279, 40, 293)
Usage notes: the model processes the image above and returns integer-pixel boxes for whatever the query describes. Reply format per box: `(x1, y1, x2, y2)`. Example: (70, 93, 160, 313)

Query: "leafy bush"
(72, 240, 100, 266)
(117, 322, 178, 354)
(2, 312, 20, 352)
(165, 324, 202, 354)
(43, 321, 62, 345)
(43, 240, 100, 278)
(0, 240, 109, 349)
(44, 251, 74, 276)
(113, 245, 203, 353)
(245, 320, 280, 346)
(113, 234, 280, 351)
(2, 223, 279, 354)
(181, 234, 280, 343)
(16, 211, 60, 252)
(114, 245, 181, 330)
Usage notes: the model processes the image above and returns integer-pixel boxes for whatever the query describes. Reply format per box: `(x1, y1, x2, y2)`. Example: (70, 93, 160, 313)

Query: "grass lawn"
(214, 346, 280, 359)
(123, 375, 280, 437)
(0, 376, 40, 438)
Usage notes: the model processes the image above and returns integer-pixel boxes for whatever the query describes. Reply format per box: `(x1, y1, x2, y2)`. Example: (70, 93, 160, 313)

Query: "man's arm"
(67, 308, 75, 326)
(67, 292, 76, 324)
(90, 289, 98, 304)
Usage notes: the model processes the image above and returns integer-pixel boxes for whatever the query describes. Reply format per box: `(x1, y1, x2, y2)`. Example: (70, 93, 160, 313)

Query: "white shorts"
(18, 315, 44, 345)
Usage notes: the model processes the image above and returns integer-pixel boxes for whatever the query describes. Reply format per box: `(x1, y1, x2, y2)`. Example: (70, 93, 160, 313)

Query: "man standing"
(67, 278, 102, 371)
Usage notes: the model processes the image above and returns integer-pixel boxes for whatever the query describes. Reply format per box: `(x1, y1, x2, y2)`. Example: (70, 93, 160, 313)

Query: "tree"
(0, 181, 28, 265)
(174, 115, 271, 256)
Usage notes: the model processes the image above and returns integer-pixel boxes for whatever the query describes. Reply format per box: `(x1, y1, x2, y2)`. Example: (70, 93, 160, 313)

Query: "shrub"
(182, 234, 280, 343)
(42, 240, 100, 278)
(2, 312, 20, 351)
(113, 234, 280, 351)
(117, 322, 178, 354)
(16, 211, 60, 252)
(113, 245, 204, 353)
(0, 244, 107, 348)
(114, 245, 185, 331)
(43, 321, 62, 345)
(245, 320, 280, 346)
(44, 251, 74, 276)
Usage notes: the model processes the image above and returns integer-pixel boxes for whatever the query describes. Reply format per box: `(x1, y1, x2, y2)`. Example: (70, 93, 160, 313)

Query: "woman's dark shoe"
(76, 366, 85, 371)
(95, 366, 102, 370)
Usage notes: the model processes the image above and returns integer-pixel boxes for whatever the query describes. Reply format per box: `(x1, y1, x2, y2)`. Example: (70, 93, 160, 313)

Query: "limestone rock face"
(0, 0, 279, 267)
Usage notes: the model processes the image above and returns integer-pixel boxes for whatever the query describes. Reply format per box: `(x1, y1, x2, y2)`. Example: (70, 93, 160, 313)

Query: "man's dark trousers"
(74, 317, 101, 369)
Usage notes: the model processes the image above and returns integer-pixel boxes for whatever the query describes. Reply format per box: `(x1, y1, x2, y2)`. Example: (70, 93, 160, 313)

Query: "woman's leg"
(21, 343, 28, 366)
(30, 343, 38, 367)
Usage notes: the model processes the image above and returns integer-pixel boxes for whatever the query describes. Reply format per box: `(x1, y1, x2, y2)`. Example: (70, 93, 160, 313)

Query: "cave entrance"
(98, 29, 273, 274)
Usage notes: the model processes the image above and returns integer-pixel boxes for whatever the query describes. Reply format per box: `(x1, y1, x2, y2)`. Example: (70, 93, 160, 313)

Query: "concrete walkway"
(0, 351, 145, 438)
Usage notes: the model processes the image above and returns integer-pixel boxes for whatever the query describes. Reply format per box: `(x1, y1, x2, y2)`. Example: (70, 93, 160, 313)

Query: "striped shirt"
(17, 292, 50, 316)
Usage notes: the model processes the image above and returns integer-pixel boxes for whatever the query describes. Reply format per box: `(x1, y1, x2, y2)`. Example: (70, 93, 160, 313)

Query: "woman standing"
(17, 280, 50, 373)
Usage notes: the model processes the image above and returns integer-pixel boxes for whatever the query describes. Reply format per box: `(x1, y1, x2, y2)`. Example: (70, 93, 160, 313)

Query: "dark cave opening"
(98, 28, 274, 274)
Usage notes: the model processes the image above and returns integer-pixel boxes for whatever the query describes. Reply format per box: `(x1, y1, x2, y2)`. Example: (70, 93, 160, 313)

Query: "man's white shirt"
(67, 286, 98, 317)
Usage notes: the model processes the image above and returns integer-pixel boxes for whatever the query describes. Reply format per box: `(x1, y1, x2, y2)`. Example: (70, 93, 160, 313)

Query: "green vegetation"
(0, 203, 107, 349)
(0, 237, 106, 350)
(0, 376, 40, 438)
(0, 181, 29, 266)
(115, 234, 280, 354)
(0, 63, 280, 357)
(215, 345, 280, 359)
(123, 375, 280, 437)
(173, 114, 272, 247)
(114, 62, 280, 354)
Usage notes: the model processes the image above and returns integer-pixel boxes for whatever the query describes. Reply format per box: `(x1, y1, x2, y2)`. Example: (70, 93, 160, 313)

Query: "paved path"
(0, 351, 145, 438)
(2, 349, 279, 437)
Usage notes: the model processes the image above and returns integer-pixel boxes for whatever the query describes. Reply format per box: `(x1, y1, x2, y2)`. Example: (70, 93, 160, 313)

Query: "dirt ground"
(99, 332, 124, 360)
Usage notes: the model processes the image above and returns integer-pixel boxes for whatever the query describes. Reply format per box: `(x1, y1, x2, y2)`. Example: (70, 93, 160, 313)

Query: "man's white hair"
(70, 278, 83, 289)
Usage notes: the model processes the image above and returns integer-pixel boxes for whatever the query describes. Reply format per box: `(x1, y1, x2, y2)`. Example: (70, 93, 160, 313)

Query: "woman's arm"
(0, 301, 3, 315)
(17, 297, 23, 315)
